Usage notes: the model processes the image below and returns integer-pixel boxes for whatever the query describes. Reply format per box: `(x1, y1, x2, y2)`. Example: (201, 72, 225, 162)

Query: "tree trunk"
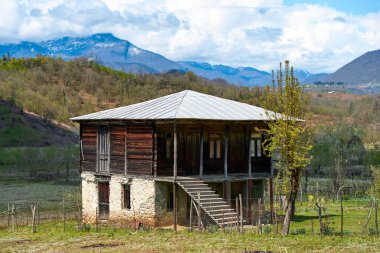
(282, 173, 300, 235)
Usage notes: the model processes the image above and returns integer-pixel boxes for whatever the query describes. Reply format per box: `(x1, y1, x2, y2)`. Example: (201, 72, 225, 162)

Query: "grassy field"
(0, 221, 379, 252)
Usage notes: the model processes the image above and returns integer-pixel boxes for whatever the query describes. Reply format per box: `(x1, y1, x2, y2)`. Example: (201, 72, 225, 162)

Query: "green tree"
(311, 123, 366, 196)
(261, 61, 312, 235)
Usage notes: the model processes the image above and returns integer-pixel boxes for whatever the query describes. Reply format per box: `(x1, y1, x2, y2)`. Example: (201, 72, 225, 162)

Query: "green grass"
(0, 221, 379, 252)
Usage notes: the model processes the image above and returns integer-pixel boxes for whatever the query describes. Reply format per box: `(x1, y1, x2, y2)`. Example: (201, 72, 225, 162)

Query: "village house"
(71, 90, 275, 228)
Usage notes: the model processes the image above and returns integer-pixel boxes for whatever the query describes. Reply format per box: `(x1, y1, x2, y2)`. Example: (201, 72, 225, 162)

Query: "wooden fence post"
(63, 197, 67, 232)
(11, 205, 15, 233)
(197, 192, 202, 231)
(31, 205, 37, 233)
(340, 195, 343, 237)
(189, 199, 193, 232)
(258, 198, 262, 234)
(375, 198, 379, 236)
(7, 203, 10, 228)
(236, 197, 239, 232)
(239, 194, 243, 233)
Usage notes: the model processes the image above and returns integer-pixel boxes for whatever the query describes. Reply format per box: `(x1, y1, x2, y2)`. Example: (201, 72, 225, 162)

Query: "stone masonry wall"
(81, 172, 98, 224)
(109, 175, 156, 227)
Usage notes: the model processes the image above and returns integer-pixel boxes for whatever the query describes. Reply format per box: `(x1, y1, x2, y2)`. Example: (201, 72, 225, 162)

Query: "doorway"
(98, 181, 110, 219)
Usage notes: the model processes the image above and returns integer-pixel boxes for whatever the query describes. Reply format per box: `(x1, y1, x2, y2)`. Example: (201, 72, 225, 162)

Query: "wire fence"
(0, 199, 82, 232)
(0, 195, 378, 237)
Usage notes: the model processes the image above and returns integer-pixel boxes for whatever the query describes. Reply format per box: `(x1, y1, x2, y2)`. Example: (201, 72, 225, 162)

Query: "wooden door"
(98, 182, 110, 219)
(230, 181, 244, 210)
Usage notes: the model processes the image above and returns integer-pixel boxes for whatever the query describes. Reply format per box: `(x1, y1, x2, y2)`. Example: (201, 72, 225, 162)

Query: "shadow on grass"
(292, 214, 338, 222)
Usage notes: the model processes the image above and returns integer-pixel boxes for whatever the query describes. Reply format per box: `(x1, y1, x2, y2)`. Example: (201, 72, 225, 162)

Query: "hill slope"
(0, 99, 77, 147)
(328, 50, 380, 88)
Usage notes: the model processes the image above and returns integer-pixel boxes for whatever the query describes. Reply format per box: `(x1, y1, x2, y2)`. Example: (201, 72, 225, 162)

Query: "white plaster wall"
(109, 175, 156, 226)
(81, 172, 98, 223)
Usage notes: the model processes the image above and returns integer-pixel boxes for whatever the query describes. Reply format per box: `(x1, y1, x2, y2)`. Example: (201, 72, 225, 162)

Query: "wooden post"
(258, 198, 262, 234)
(63, 197, 67, 232)
(7, 203, 10, 228)
(189, 199, 193, 231)
(239, 194, 243, 233)
(224, 127, 228, 179)
(236, 197, 239, 232)
(375, 198, 379, 236)
(269, 177, 274, 223)
(95, 207, 98, 232)
(197, 192, 201, 231)
(11, 205, 15, 232)
(248, 126, 252, 177)
(199, 126, 204, 179)
(173, 123, 178, 232)
(173, 123, 177, 180)
(340, 194, 343, 237)
(173, 182, 177, 232)
(153, 125, 157, 177)
(31, 205, 36, 233)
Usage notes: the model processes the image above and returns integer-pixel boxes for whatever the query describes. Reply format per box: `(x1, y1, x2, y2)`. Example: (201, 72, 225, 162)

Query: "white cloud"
(0, 0, 380, 73)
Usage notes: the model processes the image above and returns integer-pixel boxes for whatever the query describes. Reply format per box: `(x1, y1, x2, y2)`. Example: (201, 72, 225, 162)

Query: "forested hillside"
(0, 56, 379, 142)
(0, 56, 263, 126)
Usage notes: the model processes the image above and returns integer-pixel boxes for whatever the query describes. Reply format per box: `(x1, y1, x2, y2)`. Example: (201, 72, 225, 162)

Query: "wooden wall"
(80, 124, 97, 172)
(126, 124, 153, 175)
(79, 122, 154, 176)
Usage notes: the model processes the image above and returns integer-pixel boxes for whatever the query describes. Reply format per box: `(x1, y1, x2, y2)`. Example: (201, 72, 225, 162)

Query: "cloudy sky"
(1, 0, 380, 73)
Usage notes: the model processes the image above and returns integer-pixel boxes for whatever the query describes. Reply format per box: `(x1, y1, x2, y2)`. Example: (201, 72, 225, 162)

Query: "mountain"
(0, 33, 325, 87)
(327, 50, 380, 90)
(303, 50, 380, 93)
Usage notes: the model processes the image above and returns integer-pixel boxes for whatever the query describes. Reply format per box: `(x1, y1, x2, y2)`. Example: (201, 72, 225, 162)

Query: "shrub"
(291, 228, 306, 235)
(262, 225, 272, 234)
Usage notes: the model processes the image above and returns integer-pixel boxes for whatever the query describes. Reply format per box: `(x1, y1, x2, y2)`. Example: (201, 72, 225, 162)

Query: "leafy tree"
(311, 123, 366, 196)
(260, 61, 312, 235)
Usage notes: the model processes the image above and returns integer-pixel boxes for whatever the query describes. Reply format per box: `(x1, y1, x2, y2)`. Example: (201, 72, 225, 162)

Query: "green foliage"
(262, 224, 272, 234)
(261, 61, 312, 194)
(291, 228, 306, 235)
(0, 56, 265, 126)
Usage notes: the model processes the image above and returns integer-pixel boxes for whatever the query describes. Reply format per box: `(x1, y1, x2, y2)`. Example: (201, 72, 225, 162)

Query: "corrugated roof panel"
(71, 90, 274, 121)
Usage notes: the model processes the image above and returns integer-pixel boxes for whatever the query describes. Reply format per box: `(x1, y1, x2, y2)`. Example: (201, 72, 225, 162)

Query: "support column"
(248, 126, 252, 177)
(224, 127, 228, 179)
(199, 126, 204, 179)
(270, 177, 274, 223)
(173, 123, 178, 232)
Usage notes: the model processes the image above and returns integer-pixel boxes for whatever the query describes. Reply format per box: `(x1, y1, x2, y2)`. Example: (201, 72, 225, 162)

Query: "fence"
(183, 195, 379, 237)
(0, 199, 82, 233)
(1, 196, 378, 237)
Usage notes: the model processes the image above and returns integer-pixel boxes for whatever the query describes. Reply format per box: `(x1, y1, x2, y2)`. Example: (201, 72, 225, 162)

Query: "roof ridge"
(174, 90, 188, 118)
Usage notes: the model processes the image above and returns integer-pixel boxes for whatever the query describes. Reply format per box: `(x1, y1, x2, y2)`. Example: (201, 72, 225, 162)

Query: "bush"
(206, 224, 219, 233)
(262, 225, 272, 234)
(82, 223, 91, 232)
(368, 227, 377, 236)
(291, 228, 306, 235)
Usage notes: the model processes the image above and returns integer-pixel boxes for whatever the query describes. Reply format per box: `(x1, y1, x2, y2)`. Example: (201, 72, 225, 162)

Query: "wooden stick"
(31, 205, 36, 233)
(340, 195, 343, 237)
(239, 194, 243, 233)
(197, 192, 201, 231)
(236, 197, 239, 232)
(375, 198, 379, 236)
(189, 199, 193, 231)
(11, 205, 15, 233)
(258, 198, 262, 234)
(362, 198, 375, 236)
(7, 203, 10, 228)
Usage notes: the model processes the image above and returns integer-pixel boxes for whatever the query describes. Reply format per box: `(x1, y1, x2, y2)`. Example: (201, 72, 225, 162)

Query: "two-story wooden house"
(71, 90, 274, 227)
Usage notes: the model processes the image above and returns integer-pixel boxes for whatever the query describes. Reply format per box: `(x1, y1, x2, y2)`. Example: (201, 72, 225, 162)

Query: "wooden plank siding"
(126, 124, 153, 175)
(81, 124, 98, 172)
(109, 125, 126, 175)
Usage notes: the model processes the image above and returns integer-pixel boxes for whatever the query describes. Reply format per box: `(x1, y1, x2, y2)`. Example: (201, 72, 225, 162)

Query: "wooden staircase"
(176, 177, 238, 228)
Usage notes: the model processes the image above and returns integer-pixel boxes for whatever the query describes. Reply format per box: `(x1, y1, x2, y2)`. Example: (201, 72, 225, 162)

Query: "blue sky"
(285, 0, 380, 15)
(0, 0, 379, 73)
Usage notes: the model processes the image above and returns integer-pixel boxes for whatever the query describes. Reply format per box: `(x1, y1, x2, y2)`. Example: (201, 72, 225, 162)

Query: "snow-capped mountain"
(0, 33, 318, 86)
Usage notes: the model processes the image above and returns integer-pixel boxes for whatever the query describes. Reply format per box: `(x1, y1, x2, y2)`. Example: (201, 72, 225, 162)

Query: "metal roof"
(71, 90, 274, 121)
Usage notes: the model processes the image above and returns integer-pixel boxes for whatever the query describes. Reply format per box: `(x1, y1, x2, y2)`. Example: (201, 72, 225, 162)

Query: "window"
(209, 133, 222, 159)
(165, 133, 172, 160)
(167, 186, 173, 211)
(123, 184, 131, 209)
(250, 133, 262, 158)
(98, 126, 109, 172)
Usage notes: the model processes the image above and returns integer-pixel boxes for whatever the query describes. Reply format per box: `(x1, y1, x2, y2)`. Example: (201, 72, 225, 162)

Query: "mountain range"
(0, 33, 379, 92)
